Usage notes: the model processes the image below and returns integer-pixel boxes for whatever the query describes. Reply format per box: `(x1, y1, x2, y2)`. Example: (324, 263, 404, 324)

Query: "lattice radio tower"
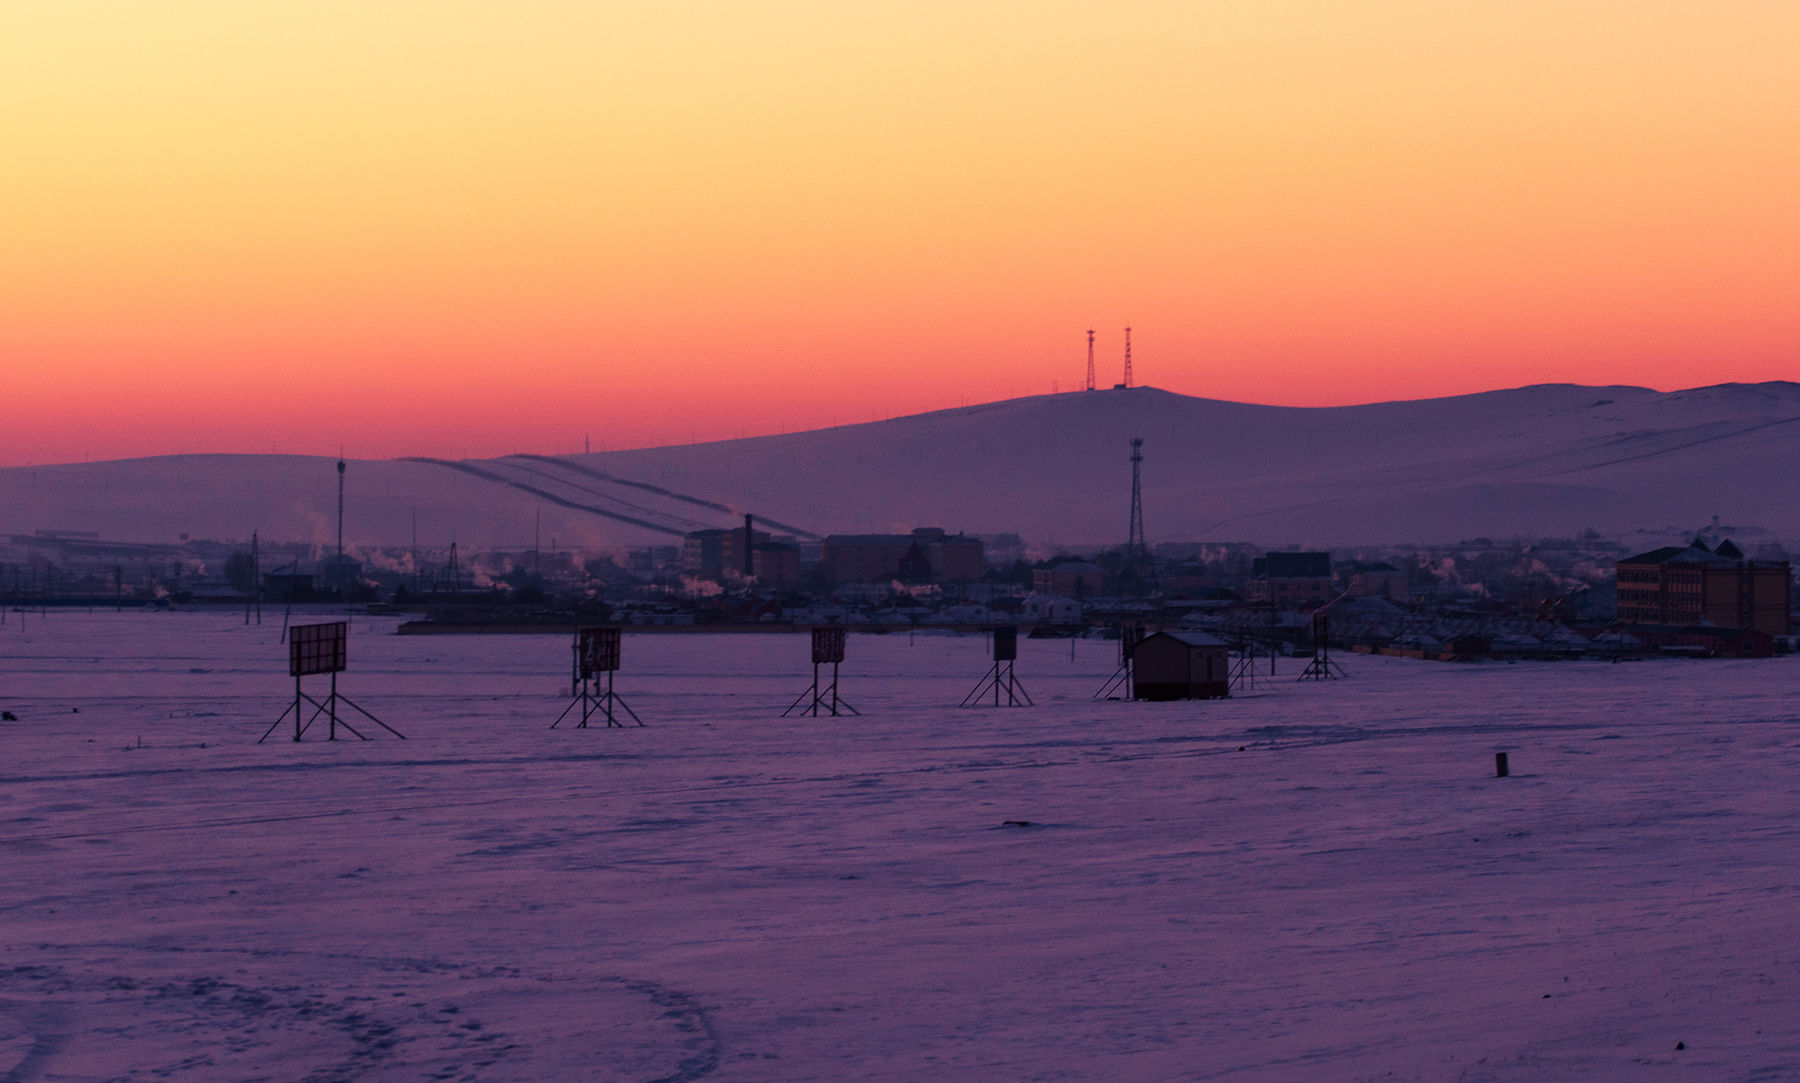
(1085, 329, 1096, 391)
(1128, 437, 1146, 561)
(1123, 326, 1133, 388)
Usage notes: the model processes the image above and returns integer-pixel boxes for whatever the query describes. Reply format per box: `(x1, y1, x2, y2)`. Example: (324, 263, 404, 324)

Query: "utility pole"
(1128, 437, 1146, 563)
(336, 458, 345, 568)
(245, 530, 262, 624)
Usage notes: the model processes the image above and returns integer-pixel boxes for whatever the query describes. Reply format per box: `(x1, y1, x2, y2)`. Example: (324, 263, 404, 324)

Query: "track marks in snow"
(0, 710, 1758, 848)
(0, 950, 722, 1083)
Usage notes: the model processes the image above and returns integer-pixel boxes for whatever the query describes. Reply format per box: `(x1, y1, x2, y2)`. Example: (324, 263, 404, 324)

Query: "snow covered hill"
(4, 382, 1797, 551)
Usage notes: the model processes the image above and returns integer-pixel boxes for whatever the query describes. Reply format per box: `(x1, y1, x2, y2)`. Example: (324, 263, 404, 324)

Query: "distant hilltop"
(3, 381, 1799, 551)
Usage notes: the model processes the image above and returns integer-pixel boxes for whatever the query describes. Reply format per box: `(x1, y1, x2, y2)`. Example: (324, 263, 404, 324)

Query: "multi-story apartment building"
(1616, 539, 1790, 636)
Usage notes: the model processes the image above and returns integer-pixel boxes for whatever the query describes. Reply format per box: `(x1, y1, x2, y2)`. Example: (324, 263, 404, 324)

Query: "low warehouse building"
(1132, 631, 1231, 700)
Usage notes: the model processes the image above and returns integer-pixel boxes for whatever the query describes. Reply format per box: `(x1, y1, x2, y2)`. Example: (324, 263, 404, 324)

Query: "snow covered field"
(4, 611, 1800, 1081)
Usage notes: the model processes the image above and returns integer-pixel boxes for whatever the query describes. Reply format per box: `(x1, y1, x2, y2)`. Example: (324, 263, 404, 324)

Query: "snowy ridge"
(2, 381, 1798, 549)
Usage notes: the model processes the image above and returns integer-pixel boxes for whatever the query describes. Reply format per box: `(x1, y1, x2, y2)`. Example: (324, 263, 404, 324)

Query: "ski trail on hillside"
(507, 454, 737, 512)
(1504, 414, 1800, 479)
(399, 458, 692, 536)
(484, 459, 717, 533)
(510, 454, 822, 539)
(1187, 414, 1800, 534)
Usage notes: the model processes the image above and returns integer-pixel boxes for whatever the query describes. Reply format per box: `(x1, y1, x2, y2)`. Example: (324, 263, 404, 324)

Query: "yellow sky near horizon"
(3, 1, 1796, 462)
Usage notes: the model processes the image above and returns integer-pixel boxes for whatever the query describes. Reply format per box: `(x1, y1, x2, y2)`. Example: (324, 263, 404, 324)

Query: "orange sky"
(4, 1, 1796, 465)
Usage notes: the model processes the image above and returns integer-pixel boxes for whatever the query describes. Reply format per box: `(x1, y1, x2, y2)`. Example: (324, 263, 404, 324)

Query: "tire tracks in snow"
(0, 713, 1723, 847)
(0, 949, 723, 1083)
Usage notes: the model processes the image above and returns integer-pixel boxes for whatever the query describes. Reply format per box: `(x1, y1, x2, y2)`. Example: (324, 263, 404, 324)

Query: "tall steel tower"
(1085, 329, 1096, 391)
(1123, 327, 1133, 388)
(1128, 437, 1146, 561)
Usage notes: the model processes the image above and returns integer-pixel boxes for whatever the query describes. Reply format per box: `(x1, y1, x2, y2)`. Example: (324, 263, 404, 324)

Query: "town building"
(682, 525, 770, 579)
(1020, 593, 1083, 624)
(1033, 560, 1104, 598)
(821, 528, 984, 584)
(628, 546, 681, 576)
(319, 553, 363, 590)
(261, 569, 318, 603)
(1346, 560, 1409, 601)
(751, 542, 802, 591)
(1615, 539, 1790, 636)
(1626, 624, 1776, 658)
(1249, 552, 1334, 608)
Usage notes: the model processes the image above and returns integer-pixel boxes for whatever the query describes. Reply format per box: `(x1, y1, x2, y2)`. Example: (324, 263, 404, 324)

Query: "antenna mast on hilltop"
(1085, 329, 1096, 391)
(1122, 327, 1133, 388)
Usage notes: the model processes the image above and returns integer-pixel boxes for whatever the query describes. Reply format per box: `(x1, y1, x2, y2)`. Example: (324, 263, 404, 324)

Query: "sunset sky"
(4, 1, 1796, 465)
